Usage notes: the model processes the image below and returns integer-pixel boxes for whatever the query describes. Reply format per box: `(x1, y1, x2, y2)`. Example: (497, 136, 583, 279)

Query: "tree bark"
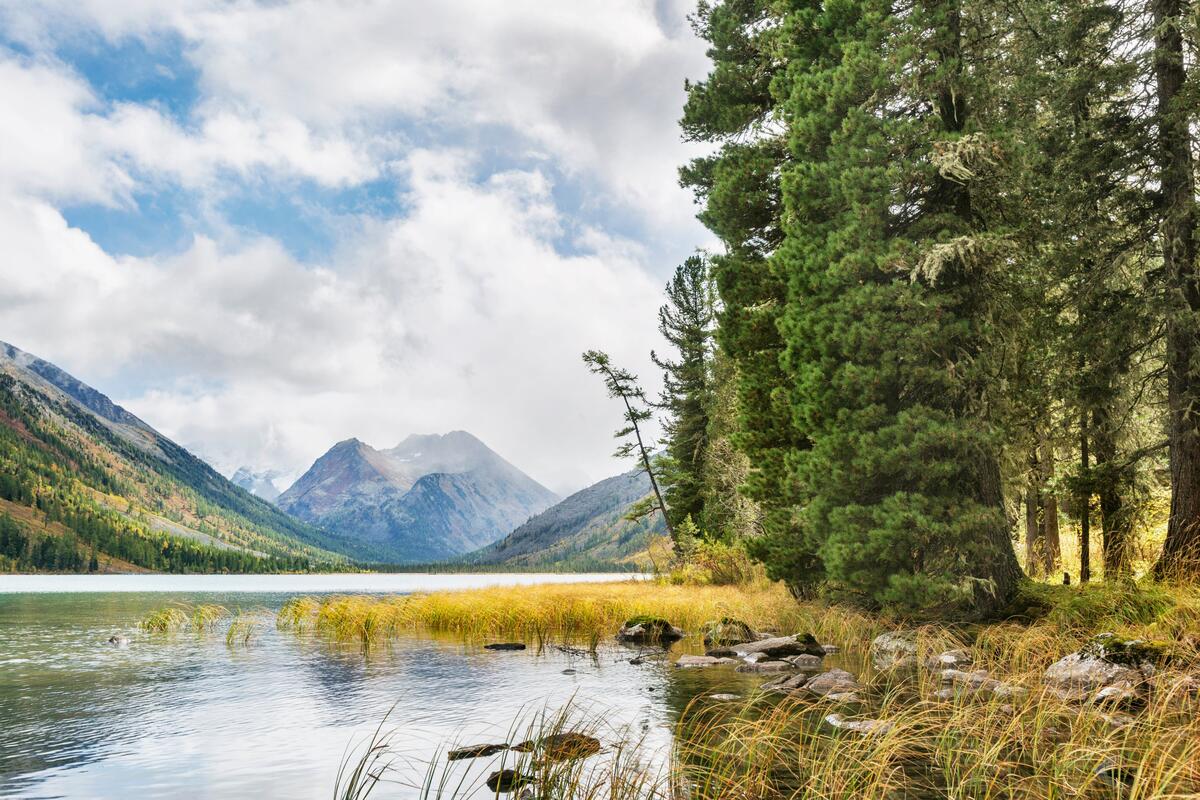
(1080, 412, 1092, 583)
(1152, 0, 1200, 581)
(1093, 406, 1133, 578)
(1025, 476, 1043, 576)
(1039, 437, 1061, 573)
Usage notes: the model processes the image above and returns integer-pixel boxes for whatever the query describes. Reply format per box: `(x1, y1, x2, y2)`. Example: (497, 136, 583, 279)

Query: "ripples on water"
(0, 575, 754, 799)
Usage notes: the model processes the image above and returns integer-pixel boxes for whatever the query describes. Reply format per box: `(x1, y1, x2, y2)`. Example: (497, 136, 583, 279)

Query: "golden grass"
(278, 580, 890, 650)
(311, 577, 1200, 799)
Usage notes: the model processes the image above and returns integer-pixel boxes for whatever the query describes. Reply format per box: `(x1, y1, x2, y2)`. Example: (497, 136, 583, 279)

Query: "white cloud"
(1, 148, 663, 492)
(0, 1, 708, 493)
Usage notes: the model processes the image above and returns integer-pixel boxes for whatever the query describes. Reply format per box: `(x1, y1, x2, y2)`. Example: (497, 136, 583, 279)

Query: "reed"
(279, 580, 886, 648)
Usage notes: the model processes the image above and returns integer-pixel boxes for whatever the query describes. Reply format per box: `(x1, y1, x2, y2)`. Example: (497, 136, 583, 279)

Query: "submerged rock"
(106, 635, 130, 648)
(447, 743, 508, 761)
(708, 693, 742, 701)
(484, 643, 527, 651)
(486, 770, 534, 793)
(821, 643, 840, 655)
(674, 655, 738, 669)
(736, 660, 791, 673)
(870, 632, 918, 672)
(760, 672, 811, 693)
(616, 617, 685, 644)
(701, 617, 757, 647)
(824, 713, 894, 736)
(936, 668, 1025, 701)
(511, 732, 601, 762)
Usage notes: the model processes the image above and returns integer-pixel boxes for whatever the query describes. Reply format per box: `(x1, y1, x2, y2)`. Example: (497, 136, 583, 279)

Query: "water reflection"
(0, 585, 734, 799)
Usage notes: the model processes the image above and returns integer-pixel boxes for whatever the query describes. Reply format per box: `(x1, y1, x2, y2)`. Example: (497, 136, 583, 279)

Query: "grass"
(277, 579, 886, 650)
(140, 602, 267, 647)
(309, 577, 1200, 799)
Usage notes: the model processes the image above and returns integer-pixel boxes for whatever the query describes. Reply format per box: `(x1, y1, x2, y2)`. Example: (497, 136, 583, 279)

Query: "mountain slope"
(277, 431, 558, 563)
(465, 468, 667, 570)
(0, 340, 347, 572)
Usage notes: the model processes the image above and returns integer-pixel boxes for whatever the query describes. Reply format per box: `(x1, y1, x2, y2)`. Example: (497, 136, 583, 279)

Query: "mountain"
(465, 468, 668, 570)
(0, 340, 347, 572)
(276, 431, 558, 563)
(231, 467, 282, 503)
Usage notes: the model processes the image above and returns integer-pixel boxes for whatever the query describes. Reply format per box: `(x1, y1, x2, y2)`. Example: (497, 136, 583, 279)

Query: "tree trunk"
(1025, 478, 1043, 576)
(1152, 0, 1200, 581)
(1093, 406, 1133, 578)
(1039, 437, 1061, 573)
(1080, 412, 1091, 583)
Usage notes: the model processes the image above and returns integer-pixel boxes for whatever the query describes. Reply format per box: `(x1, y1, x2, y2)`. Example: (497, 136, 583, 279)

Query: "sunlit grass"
(278, 580, 887, 649)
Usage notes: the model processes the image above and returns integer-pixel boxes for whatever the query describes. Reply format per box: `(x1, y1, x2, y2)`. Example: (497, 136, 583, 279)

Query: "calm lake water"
(0, 574, 753, 799)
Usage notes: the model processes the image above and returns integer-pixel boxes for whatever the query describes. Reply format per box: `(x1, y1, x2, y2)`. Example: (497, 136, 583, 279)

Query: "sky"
(0, 0, 714, 495)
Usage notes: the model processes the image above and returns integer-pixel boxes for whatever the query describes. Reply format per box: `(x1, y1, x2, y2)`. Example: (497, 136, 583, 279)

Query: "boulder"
(805, 668, 862, 697)
(1092, 684, 1143, 711)
(511, 732, 600, 762)
(484, 643, 526, 651)
(784, 654, 825, 673)
(821, 644, 840, 655)
(824, 713, 894, 736)
(616, 617, 685, 644)
(736, 660, 792, 673)
(870, 632, 918, 672)
(486, 770, 534, 793)
(674, 655, 739, 669)
(936, 668, 1024, 700)
(701, 617, 757, 647)
(1043, 634, 1163, 701)
(709, 633, 826, 660)
(447, 743, 508, 761)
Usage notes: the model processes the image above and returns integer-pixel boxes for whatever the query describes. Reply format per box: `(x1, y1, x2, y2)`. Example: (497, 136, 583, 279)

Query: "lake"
(0, 574, 753, 799)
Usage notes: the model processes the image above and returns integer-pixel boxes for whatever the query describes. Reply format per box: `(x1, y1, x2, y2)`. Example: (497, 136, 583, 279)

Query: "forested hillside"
(615, 0, 1200, 617)
(0, 342, 346, 573)
(466, 469, 667, 570)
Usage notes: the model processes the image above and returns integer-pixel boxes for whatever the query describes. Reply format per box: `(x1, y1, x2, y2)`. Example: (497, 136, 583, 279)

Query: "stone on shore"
(870, 632, 918, 671)
(616, 617, 685, 644)
(805, 668, 862, 697)
(736, 660, 792, 673)
(708, 632, 826, 660)
(1043, 633, 1164, 701)
(511, 732, 600, 762)
(701, 617, 758, 647)
(447, 743, 509, 761)
(674, 655, 739, 669)
(824, 713, 894, 736)
(486, 770, 534, 793)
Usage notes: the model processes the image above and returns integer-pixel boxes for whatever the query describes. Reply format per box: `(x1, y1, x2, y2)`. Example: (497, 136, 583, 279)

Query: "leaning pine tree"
(775, 0, 1022, 615)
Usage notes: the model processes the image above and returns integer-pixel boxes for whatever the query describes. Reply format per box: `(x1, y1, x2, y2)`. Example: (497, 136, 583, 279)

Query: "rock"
(824, 713, 894, 736)
(708, 693, 742, 701)
(805, 668, 862, 697)
(616, 617, 685, 644)
(1043, 634, 1163, 701)
(824, 691, 862, 705)
(561, 669, 577, 675)
(484, 643, 527, 651)
(711, 633, 826, 660)
(1092, 684, 1143, 711)
(925, 648, 972, 671)
(487, 770, 534, 793)
(760, 673, 811, 693)
(701, 617, 757, 647)
(784, 654, 825, 673)
(736, 660, 792, 673)
(1098, 711, 1137, 729)
(870, 632, 918, 672)
(447, 743, 508, 761)
(512, 732, 600, 762)
(821, 644, 840, 655)
(106, 635, 130, 648)
(674, 655, 738, 669)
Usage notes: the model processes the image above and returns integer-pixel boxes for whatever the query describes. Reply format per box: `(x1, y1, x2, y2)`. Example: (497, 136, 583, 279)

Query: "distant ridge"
(465, 467, 667, 570)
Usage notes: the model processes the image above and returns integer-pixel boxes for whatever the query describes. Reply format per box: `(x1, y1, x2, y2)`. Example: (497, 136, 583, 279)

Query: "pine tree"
(653, 255, 715, 530)
(772, 0, 1024, 615)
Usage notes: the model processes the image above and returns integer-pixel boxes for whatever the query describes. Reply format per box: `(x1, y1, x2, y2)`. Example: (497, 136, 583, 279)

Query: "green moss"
(1082, 633, 1171, 667)
(624, 615, 673, 630)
